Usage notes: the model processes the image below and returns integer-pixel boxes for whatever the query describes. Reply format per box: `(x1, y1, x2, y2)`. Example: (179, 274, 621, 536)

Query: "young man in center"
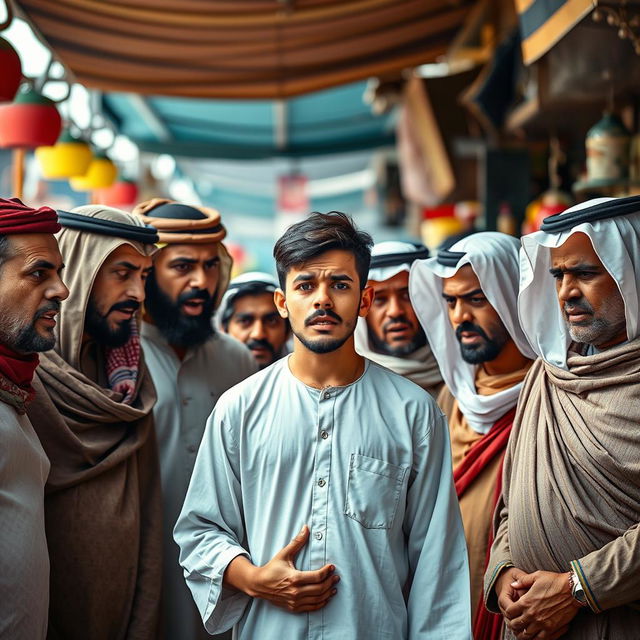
(175, 211, 470, 639)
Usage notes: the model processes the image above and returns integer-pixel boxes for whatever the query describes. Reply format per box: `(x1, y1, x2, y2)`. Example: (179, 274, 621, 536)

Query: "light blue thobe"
(175, 357, 471, 639)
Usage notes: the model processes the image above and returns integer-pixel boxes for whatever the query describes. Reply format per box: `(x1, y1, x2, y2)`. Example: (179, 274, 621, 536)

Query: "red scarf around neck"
(0, 342, 39, 389)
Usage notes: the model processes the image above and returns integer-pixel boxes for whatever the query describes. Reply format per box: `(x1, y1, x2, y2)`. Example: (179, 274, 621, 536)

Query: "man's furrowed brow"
(330, 274, 353, 282)
(293, 273, 314, 283)
(115, 261, 142, 271)
(549, 263, 602, 275)
(441, 288, 484, 299)
(169, 257, 198, 265)
(29, 259, 57, 270)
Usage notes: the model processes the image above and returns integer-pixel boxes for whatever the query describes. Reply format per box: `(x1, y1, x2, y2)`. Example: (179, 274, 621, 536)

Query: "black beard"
(294, 309, 354, 355)
(366, 322, 427, 357)
(455, 321, 507, 364)
(144, 272, 215, 349)
(85, 297, 137, 348)
(12, 301, 61, 353)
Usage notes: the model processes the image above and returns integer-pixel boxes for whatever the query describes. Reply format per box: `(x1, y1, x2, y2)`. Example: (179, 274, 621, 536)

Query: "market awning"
(16, 0, 475, 99)
(102, 80, 396, 159)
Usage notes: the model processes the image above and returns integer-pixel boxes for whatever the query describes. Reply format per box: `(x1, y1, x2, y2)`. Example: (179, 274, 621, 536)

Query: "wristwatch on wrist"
(569, 570, 588, 607)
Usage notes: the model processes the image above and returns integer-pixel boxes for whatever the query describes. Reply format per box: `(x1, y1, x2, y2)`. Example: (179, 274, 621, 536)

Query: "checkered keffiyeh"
(105, 319, 141, 405)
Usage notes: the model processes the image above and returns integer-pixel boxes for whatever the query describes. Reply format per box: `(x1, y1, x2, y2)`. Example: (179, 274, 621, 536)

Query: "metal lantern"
(36, 130, 93, 179)
(70, 152, 117, 191)
(0, 86, 62, 148)
(584, 112, 631, 187)
(0, 36, 21, 103)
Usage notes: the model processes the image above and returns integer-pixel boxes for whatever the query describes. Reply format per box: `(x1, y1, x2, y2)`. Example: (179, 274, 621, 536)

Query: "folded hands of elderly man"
(495, 567, 582, 640)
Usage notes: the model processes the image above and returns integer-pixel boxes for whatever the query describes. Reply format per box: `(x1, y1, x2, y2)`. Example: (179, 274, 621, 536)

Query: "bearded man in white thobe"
(175, 212, 470, 639)
(133, 199, 256, 640)
(355, 241, 442, 396)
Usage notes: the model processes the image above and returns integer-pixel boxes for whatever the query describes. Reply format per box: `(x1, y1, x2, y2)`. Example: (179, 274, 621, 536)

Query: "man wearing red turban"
(0, 197, 68, 640)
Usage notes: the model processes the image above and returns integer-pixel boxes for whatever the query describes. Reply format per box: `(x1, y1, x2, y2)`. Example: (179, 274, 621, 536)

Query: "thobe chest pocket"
(344, 453, 408, 529)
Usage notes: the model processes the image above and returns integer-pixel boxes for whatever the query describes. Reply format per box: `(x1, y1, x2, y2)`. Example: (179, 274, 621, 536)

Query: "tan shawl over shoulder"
(26, 207, 162, 640)
(28, 351, 162, 640)
(485, 341, 640, 639)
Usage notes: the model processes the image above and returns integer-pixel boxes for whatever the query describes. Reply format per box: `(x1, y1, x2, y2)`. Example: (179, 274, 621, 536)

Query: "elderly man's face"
(550, 232, 627, 349)
(366, 271, 426, 356)
(0, 233, 69, 353)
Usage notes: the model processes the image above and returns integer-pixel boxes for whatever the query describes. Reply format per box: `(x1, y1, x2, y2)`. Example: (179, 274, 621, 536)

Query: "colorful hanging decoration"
(0, 86, 61, 148)
(70, 152, 117, 191)
(0, 36, 21, 103)
(36, 129, 93, 180)
(95, 178, 139, 206)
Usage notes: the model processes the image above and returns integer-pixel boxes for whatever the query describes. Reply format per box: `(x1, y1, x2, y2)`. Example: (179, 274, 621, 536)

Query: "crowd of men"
(0, 193, 639, 640)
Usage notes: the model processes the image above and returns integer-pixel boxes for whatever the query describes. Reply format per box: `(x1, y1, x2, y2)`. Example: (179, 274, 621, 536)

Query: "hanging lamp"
(36, 129, 93, 179)
(70, 151, 117, 191)
(0, 36, 21, 102)
(0, 86, 61, 148)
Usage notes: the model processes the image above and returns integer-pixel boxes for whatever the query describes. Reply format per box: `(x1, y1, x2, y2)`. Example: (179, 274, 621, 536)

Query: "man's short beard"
(367, 322, 427, 357)
(293, 308, 355, 355)
(0, 301, 61, 353)
(144, 272, 215, 348)
(85, 297, 136, 348)
(455, 321, 508, 365)
(564, 294, 627, 347)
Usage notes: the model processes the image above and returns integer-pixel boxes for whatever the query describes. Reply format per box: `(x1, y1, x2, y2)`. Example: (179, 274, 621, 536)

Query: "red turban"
(0, 197, 61, 235)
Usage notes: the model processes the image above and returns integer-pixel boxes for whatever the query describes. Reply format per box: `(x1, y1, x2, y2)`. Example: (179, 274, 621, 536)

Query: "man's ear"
(359, 285, 374, 318)
(274, 288, 288, 319)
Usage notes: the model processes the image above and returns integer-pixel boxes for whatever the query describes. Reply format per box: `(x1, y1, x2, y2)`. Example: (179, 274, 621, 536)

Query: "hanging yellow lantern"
(36, 130, 93, 180)
(70, 152, 117, 191)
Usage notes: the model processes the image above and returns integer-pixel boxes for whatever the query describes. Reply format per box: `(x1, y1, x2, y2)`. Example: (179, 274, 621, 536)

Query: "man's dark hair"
(273, 212, 373, 290)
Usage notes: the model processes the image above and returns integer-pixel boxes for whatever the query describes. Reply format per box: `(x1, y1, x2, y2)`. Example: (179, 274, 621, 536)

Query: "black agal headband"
(369, 244, 430, 270)
(436, 249, 466, 267)
(57, 210, 159, 244)
(541, 195, 640, 233)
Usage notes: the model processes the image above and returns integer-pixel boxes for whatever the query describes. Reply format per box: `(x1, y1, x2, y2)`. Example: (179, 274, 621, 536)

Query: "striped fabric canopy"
(516, 0, 592, 64)
(16, 0, 475, 99)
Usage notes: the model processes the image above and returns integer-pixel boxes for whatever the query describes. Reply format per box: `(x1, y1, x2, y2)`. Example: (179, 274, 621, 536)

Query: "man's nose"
(313, 283, 332, 308)
(451, 300, 471, 325)
(189, 267, 207, 290)
(558, 276, 581, 302)
(250, 320, 266, 340)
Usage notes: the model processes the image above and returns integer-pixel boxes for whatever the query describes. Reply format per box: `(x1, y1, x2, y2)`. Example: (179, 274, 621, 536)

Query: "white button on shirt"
(175, 357, 471, 639)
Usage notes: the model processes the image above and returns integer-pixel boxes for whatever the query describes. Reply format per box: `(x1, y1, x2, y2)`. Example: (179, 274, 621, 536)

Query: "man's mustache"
(564, 298, 593, 316)
(178, 288, 213, 305)
(109, 300, 141, 314)
(246, 338, 275, 355)
(304, 309, 342, 326)
(382, 315, 412, 333)
(34, 300, 62, 319)
(455, 321, 489, 342)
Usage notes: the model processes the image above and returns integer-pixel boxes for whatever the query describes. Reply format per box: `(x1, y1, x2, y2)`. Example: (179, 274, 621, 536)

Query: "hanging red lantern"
(95, 178, 139, 206)
(0, 37, 21, 103)
(0, 86, 62, 148)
